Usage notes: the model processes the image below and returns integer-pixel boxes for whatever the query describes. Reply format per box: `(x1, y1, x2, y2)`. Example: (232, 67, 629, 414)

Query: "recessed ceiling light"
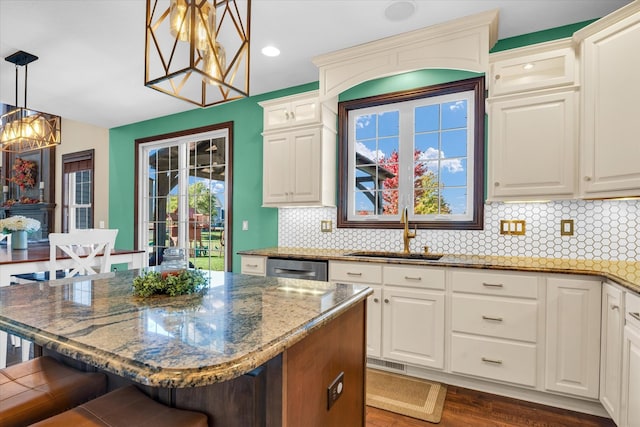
(261, 46, 280, 57)
(384, 0, 416, 22)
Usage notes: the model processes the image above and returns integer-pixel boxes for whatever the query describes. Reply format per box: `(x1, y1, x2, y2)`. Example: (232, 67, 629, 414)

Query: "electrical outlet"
(320, 220, 333, 232)
(560, 219, 574, 236)
(327, 371, 344, 410)
(242, 220, 249, 231)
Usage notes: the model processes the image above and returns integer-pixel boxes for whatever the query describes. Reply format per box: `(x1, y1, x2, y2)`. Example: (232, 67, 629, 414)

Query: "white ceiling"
(0, 0, 632, 129)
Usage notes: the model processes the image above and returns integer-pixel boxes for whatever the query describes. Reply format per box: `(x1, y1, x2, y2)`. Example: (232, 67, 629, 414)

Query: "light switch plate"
(320, 220, 333, 232)
(500, 220, 526, 235)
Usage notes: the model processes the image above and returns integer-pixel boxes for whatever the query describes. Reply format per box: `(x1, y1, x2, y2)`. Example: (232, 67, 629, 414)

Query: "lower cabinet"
(382, 287, 444, 369)
(240, 256, 266, 276)
(366, 286, 382, 357)
(621, 292, 640, 427)
(546, 276, 601, 399)
(600, 282, 624, 424)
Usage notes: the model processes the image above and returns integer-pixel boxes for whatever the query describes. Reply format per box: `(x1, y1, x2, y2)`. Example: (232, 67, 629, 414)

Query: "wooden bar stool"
(0, 356, 107, 427)
(32, 385, 209, 426)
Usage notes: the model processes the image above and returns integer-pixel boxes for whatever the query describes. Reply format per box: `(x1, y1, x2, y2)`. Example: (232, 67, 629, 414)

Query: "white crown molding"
(573, 0, 640, 44)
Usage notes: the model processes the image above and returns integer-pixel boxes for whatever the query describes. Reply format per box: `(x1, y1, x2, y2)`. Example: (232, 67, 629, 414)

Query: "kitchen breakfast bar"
(0, 270, 372, 426)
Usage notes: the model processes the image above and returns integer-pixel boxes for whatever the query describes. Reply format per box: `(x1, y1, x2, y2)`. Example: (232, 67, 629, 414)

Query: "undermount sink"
(346, 251, 444, 261)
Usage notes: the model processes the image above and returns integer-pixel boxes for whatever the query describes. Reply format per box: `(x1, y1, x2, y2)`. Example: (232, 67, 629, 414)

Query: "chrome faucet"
(401, 206, 416, 254)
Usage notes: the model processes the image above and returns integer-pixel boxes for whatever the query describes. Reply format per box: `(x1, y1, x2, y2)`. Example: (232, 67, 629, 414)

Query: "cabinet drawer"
(627, 291, 640, 329)
(452, 294, 537, 342)
(451, 334, 537, 387)
(452, 270, 538, 299)
(329, 261, 382, 284)
(383, 265, 445, 290)
(240, 256, 266, 276)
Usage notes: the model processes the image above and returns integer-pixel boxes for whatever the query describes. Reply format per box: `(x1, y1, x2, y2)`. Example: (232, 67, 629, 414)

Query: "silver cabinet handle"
(346, 272, 362, 276)
(611, 304, 619, 311)
(285, 111, 290, 120)
(481, 357, 503, 365)
(482, 315, 503, 322)
(584, 176, 592, 181)
(630, 312, 640, 322)
(246, 264, 258, 268)
(373, 298, 379, 303)
(290, 111, 295, 119)
(482, 282, 504, 288)
(404, 276, 422, 281)
(384, 299, 390, 304)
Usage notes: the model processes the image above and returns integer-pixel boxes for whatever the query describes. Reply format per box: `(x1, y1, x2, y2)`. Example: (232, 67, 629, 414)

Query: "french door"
(138, 127, 229, 271)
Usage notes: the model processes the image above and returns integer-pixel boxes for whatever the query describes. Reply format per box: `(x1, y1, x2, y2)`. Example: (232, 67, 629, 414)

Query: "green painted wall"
(109, 19, 597, 271)
(109, 82, 317, 272)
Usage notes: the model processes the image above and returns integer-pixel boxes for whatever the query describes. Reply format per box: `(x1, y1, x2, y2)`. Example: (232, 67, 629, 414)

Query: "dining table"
(0, 241, 145, 287)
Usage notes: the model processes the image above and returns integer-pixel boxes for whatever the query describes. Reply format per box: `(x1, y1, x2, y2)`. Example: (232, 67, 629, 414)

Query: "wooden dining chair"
(48, 229, 118, 279)
(2, 229, 119, 369)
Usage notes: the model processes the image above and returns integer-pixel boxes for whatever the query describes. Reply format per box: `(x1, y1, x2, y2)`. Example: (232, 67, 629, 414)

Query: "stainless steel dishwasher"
(266, 258, 328, 281)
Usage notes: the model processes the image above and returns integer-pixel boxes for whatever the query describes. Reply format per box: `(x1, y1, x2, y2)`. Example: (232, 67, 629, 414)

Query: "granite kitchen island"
(0, 269, 371, 426)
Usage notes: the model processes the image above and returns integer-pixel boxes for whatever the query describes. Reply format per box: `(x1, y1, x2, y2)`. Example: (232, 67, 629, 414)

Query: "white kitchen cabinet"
(621, 291, 640, 427)
(600, 282, 624, 424)
(545, 276, 601, 399)
(366, 285, 382, 357)
(450, 270, 540, 387)
(240, 255, 266, 276)
(262, 94, 320, 132)
(575, 3, 640, 198)
(487, 89, 577, 201)
(382, 287, 445, 369)
(487, 39, 578, 202)
(260, 91, 336, 207)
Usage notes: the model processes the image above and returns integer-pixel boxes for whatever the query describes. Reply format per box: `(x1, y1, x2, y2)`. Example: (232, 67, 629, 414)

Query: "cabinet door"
(290, 127, 321, 203)
(262, 133, 291, 204)
(366, 286, 382, 358)
(600, 283, 624, 424)
(545, 277, 601, 398)
(289, 98, 319, 126)
(382, 288, 444, 369)
(263, 102, 291, 130)
(488, 89, 577, 200)
(581, 14, 640, 197)
(621, 322, 640, 427)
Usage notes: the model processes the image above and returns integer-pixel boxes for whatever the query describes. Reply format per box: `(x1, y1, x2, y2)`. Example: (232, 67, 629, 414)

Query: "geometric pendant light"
(144, 0, 251, 107)
(0, 51, 62, 153)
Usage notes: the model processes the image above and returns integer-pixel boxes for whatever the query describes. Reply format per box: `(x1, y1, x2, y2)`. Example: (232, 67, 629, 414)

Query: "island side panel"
(283, 299, 366, 427)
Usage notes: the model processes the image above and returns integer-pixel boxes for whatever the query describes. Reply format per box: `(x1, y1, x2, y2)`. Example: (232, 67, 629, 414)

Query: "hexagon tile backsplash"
(278, 199, 640, 261)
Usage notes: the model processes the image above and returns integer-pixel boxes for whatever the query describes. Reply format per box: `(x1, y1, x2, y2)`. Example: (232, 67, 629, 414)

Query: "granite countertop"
(238, 247, 640, 294)
(0, 269, 371, 388)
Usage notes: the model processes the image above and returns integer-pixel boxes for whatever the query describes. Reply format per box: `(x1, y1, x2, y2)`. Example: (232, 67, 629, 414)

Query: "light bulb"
(170, 0, 190, 42)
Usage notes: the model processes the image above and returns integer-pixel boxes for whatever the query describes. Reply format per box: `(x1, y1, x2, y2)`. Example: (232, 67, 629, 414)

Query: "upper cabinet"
(487, 39, 579, 201)
(575, 2, 640, 198)
(259, 91, 336, 207)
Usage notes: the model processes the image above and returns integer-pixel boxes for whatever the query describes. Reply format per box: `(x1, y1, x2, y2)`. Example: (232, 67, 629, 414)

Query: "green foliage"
(132, 269, 207, 297)
(189, 182, 217, 216)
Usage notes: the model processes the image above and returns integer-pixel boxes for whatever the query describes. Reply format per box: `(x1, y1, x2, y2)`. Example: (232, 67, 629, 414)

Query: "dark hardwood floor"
(366, 385, 615, 427)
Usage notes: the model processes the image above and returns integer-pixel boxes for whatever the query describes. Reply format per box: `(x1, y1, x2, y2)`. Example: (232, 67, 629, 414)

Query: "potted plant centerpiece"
(0, 215, 41, 249)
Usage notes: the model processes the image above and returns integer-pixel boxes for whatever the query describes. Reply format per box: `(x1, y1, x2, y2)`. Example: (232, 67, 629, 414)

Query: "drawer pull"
(630, 312, 640, 322)
(373, 298, 379, 303)
(482, 282, 504, 288)
(246, 264, 258, 268)
(384, 299, 390, 304)
(611, 304, 619, 311)
(347, 272, 363, 277)
(482, 315, 503, 322)
(481, 357, 503, 365)
(404, 276, 422, 281)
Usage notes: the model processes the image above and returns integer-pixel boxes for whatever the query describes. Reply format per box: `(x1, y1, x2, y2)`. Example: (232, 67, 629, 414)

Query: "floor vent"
(366, 357, 406, 373)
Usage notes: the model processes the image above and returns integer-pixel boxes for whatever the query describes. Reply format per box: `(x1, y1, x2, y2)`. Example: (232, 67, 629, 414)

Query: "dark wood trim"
(337, 77, 485, 230)
(61, 149, 95, 232)
(134, 122, 234, 271)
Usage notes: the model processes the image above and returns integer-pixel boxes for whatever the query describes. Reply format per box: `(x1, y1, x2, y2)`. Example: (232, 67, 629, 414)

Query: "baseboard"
(401, 364, 610, 419)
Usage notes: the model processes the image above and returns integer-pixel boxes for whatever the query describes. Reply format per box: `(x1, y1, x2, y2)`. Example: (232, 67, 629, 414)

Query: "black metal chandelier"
(145, 0, 251, 107)
(0, 51, 61, 153)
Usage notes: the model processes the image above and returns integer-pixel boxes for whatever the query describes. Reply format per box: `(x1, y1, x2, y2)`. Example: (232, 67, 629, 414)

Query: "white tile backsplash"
(278, 200, 640, 261)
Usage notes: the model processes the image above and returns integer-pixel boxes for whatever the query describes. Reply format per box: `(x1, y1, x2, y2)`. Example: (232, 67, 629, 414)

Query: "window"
(338, 77, 485, 230)
(62, 150, 94, 232)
